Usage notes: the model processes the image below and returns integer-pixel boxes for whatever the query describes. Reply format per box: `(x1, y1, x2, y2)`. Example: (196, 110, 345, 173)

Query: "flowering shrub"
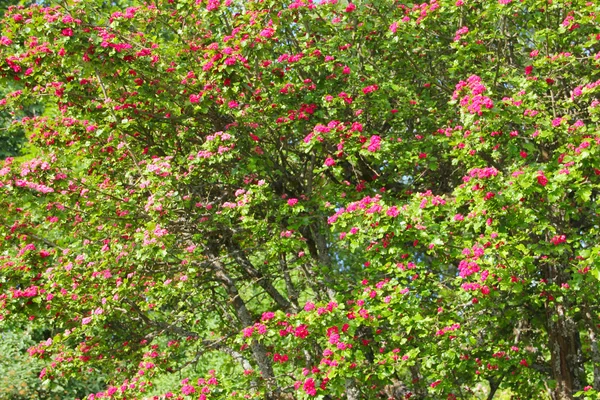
(1, 0, 600, 399)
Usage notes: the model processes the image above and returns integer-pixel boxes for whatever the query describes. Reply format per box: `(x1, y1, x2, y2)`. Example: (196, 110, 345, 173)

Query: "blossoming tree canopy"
(1, 0, 600, 399)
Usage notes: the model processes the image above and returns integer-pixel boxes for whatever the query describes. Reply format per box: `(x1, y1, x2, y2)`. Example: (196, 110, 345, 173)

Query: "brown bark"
(212, 260, 280, 398)
(583, 305, 600, 389)
(544, 262, 585, 400)
(345, 378, 361, 400)
(546, 301, 584, 400)
(227, 240, 296, 312)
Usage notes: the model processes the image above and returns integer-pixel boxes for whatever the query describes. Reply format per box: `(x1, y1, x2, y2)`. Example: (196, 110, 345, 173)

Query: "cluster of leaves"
(0, 0, 42, 159)
(0, 0, 600, 399)
(0, 326, 106, 399)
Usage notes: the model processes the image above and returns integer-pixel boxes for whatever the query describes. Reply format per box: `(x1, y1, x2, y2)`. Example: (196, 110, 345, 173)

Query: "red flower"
(537, 174, 548, 187)
(362, 85, 378, 94)
(550, 235, 566, 245)
(303, 378, 316, 396)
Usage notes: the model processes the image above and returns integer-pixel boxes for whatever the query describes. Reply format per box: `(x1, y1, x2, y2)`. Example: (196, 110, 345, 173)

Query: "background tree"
(0, 0, 599, 399)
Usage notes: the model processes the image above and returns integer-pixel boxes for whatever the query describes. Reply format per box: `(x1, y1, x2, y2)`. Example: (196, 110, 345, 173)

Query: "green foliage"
(0, 328, 106, 399)
(0, 0, 599, 399)
(0, 330, 48, 400)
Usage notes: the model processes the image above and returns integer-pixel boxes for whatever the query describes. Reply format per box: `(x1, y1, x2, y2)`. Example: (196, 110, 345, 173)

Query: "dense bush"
(1, 0, 600, 399)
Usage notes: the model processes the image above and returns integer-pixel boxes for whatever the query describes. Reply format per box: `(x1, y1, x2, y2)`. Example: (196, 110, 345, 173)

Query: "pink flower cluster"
(328, 195, 381, 224)
(436, 323, 460, 336)
(278, 323, 310, 339)
(453, 75, 494, 115)
(14, 179, 54, 193)
(366, 135, 381, 152)
(145, 156, 173, 177)
(454, 26, 468, 42)
(462, 167, 499, 182)
(11, 285, 40, 299)
(458, 260, 480, 278)
(571, 79, 600, 100)
(550, 235, 566, 245)
(362, 84, 378, 94)
(242, 323, 267, 338)
(537, 172, 548, 187)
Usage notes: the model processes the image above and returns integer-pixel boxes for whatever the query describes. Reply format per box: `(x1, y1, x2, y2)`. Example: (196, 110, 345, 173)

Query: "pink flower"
(295, 324, 309, 338)
(550, 235, 566, 245)
(0, 36, 13, 46)
(324, 157, 335, 167)
(261, 312, 275, 321)
(287, 198, 298, 206)
(181, 384, 195, 395)
(82, 317, 92, 325)
(456, 26, 469, 35)
(483, 192, 495, 201)
(454, 26, 468, 41)
(537, 174, 548, 187)
(367, 135, 381, 152)
(362, 85, 378, 94)
(303, 378, 317, 396)
(260, 28, 275, 38)
(206, 0, 220, 11)
(386, 206, 399, 217)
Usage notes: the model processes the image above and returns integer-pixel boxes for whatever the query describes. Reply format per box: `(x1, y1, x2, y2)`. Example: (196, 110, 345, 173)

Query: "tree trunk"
(544, 260, 585, 400)
(583, 305, 600, 389)
(345, 378, 361, 400)
(547, 301, 584, 400)
(213, 261, 280, 398)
